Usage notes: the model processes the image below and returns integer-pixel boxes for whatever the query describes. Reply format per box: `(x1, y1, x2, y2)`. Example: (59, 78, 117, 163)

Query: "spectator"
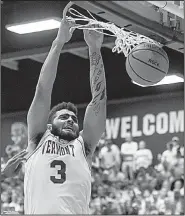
(92, 148, 100, 170)
(169, 188, 184, 214)
(161, 141, 174, 169)
(171, 151, 184, 179)
(173, 191, 184, 214)
(8, 191, 22, 212)
(102, 199, 122, 214)
(170, 179, 184, 194)
(180, 187, 184, 197)
(161, 180, 171, 192)
(91, 171, 102, 187)
(156, 162, 172, 183)
(106, 165, 127, 183)
(1, 157, 6, 170)
(5, 122, 28, 159)
(171, 136, 185, 158)
(156, 188, 168, 214)
(99, 139, 121, 171)
(98, 132, 107, 148)
(152, 190, 159, 202)
(121, 135, 138, 180)
(134, 140, 153, 171)
(11, 122, 28, 149)
(1, 191, 11, 211)
(171, 136, 180, 157)
(90, 198, 102, 214)
(5, 145, 21, 159)
(180, 146, 184, 157)
(155, 153, 164, 172)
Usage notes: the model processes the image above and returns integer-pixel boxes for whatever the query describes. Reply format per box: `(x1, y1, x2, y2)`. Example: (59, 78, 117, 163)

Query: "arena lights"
(6, 18, 61, 34)
(132, 75, 184, 87)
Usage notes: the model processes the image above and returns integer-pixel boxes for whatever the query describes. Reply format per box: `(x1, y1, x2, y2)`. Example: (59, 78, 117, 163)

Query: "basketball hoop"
(66, 7, 162, 57)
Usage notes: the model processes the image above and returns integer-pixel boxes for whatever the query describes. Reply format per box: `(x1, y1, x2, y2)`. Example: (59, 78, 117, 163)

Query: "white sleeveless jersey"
(24, 130, 91, 214)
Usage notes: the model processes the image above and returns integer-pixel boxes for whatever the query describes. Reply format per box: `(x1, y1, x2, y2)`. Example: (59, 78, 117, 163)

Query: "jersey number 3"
(50, 160, 66, 184)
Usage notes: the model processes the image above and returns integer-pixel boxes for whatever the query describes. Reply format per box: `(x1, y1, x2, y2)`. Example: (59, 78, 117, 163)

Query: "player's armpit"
(26, 132, 44, 153)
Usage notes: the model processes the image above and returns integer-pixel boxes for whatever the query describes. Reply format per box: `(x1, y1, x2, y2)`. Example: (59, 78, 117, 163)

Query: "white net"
(67, 8, 162, 57)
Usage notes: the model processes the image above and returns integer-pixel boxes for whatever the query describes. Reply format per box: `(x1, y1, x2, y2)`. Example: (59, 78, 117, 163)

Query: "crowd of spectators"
(90, 134, 184, 215)
(1, 122, 26, 214)
(1, 122, 184, 215)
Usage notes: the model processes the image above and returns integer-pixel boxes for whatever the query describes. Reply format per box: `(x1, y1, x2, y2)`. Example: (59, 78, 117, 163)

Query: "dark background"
(1, 1, 184, 114)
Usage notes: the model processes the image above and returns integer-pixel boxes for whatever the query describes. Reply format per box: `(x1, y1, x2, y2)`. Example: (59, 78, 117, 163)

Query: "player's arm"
(27, 15, 76, 153)
(81, 28, 107, 158)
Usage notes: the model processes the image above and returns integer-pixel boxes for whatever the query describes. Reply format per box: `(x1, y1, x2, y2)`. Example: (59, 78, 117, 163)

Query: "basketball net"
(65, 7, 162, 57)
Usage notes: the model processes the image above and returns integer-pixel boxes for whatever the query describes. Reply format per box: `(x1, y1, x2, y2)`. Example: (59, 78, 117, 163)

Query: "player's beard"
(51, 124, 79, 141)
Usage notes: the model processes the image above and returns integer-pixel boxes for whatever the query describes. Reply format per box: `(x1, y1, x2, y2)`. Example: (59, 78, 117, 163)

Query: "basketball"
(126, 43, 169, 86)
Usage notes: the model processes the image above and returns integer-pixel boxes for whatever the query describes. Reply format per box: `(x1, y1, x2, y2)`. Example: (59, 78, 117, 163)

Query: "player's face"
(51, 109, 79, 141)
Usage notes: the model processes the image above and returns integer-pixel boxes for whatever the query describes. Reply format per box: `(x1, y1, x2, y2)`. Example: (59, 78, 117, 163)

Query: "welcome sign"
(106, 110, 183, 139)
(103, 92, 184, 161)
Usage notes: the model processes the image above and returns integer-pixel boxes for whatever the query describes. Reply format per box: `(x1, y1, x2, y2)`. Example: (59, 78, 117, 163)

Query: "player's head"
(48, 102, 79, 141)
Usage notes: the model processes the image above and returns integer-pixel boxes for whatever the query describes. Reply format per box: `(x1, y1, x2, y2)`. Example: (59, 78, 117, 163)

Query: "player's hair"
(48, 102, 78, 123)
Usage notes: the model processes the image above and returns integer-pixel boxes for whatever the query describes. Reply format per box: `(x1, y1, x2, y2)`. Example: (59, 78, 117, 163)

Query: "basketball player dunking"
(23, 5, 107, 215)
